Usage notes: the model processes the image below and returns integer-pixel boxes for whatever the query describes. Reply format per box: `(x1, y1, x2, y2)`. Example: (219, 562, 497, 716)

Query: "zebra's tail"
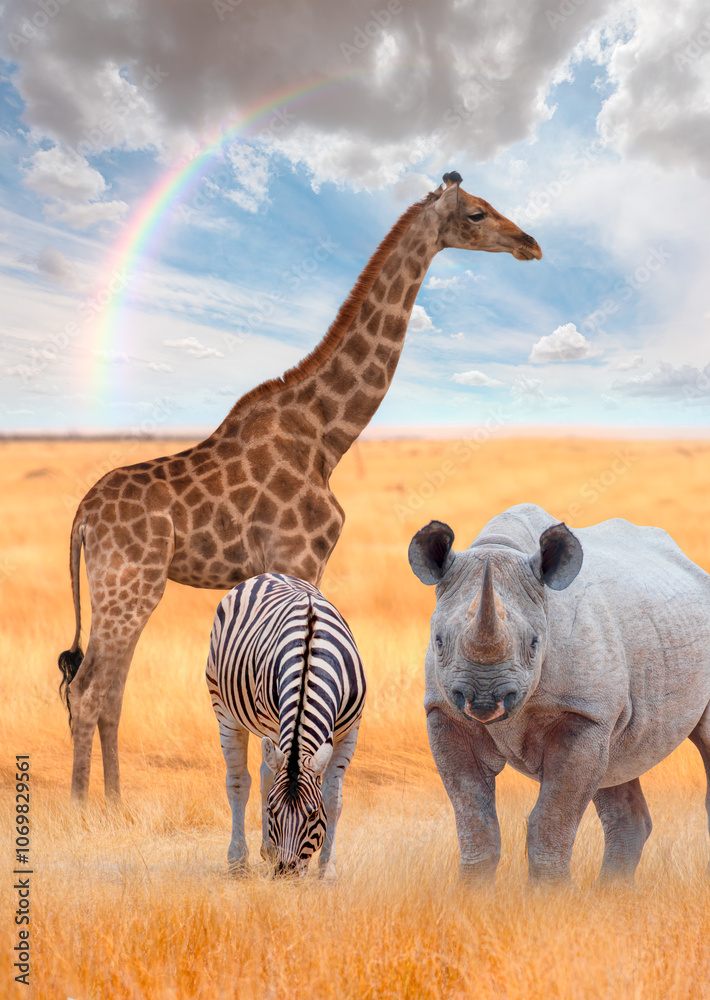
(58, 518, 86, 733)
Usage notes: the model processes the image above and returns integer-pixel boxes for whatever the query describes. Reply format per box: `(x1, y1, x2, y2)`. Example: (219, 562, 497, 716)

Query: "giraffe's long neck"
(218, 198, 439, 474)
(314, 208, 438, 470)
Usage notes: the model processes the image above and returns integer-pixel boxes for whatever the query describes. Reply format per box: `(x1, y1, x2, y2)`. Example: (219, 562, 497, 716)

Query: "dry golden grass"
(1, 434, 709, 999)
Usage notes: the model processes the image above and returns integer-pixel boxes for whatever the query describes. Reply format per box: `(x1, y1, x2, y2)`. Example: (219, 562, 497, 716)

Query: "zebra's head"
(261, 737, 333, 876)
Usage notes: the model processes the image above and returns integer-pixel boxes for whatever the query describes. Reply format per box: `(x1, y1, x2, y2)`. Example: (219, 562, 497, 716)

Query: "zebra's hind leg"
(259, 757, 276, 862)
(318, 727, 360, 880)
(218, 720, 252, 873)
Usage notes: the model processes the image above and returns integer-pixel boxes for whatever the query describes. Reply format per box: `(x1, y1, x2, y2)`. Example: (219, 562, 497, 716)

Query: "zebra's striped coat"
(206, 573, 366, 875)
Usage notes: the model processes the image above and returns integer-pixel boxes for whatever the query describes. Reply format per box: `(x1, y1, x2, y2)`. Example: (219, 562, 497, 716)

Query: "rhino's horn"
(462, 558, 512, 665)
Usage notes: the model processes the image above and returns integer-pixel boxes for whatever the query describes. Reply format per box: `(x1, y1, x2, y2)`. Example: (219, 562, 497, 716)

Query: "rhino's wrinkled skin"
(409, 504, 710, 885)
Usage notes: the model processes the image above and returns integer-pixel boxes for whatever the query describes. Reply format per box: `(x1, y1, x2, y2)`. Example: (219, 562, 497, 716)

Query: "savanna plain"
(2, 434, 710, 1000)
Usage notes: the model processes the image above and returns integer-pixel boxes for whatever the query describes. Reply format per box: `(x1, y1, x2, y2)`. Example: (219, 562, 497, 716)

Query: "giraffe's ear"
(434, 183, 460, 216)
(262, 737, 286, 773)
(308, 742, 333, 777)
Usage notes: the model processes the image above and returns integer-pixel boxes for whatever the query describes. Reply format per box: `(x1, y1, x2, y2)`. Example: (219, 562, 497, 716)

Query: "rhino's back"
(576, 516, 709, 588)
(473, 503, 710, 599)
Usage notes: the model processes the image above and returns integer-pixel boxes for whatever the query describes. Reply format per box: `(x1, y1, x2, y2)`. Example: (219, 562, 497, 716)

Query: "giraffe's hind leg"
(592, 778, 652, 884)
(69, 551, 170, 803)
(69, 614, 150, 803)
(690, 704, 710, 874)
(97, 658, 136, 802)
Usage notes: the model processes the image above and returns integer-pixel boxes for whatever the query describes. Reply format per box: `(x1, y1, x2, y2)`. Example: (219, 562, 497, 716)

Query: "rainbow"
(90, 70, 365, 403)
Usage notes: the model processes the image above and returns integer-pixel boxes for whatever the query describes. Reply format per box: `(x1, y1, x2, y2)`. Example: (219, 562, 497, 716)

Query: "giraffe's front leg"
(218, 721, 251, 873)
(318, 727, 360, 880)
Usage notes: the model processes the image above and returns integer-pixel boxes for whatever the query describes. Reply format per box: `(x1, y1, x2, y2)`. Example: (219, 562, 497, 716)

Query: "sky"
(1, 0, 709, 435)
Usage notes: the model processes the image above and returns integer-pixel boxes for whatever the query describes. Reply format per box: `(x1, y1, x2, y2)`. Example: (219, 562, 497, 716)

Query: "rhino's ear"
(262, 737, 286, 774)
(530, 523, 583, 591)
(408, 520, 455, 585)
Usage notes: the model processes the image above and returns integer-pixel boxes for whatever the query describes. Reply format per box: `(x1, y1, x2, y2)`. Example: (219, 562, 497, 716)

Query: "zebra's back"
(206, 574, 366, 751)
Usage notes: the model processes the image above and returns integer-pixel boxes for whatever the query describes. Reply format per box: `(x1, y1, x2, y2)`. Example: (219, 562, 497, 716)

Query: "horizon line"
(2, 423, 709, 442)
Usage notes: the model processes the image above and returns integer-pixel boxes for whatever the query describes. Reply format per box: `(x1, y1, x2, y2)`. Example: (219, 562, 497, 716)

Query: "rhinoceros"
(408, 503, 710, 885)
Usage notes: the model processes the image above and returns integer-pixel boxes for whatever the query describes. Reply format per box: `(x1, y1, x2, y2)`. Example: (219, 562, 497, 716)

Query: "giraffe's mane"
(223, 190, 440, 423)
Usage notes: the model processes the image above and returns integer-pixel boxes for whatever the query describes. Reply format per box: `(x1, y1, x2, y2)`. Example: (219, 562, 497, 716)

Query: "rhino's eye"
(530, 636, 540, 651)
(435, 635, 443, 650)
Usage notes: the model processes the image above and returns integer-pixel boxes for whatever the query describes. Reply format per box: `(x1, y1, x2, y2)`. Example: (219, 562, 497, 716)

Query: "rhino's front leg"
(593, 778, 652, 884)
(527, 713, 609, 884)
(427, 707, 504, 884)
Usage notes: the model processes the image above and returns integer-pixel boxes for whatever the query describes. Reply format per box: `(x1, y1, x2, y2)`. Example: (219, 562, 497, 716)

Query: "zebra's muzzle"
(274, 859, 309, 878)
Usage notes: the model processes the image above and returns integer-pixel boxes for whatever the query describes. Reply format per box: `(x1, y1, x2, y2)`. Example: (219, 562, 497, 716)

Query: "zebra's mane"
(286, 599, 316, 798)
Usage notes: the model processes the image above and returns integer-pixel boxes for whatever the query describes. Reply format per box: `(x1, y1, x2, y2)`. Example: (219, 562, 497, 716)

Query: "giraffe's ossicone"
(58, 172, 542, 802)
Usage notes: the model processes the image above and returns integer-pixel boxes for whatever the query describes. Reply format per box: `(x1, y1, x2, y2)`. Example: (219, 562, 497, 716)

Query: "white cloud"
(427, 275, 460, 290)
(593, 0, 710, 177)
(426, 269, 476, 290)
(4, 0, 710, 203)
(5, 0, 710, 205)
(0, 0, 625, 192)
(163, 336, 225, 359)
(23, 147, 107, 202)
(44, 199, 128, 229)
(408, 304, 439, 333)
(529, 323, 596, 363)
(611, 361, 710, 400)
(452, 369, 504, 387)
(510, 376, 570, 409)
(22, 146, 128, 230)
(615, 354, 644, 371)
(147, 361, 174, 373)
(225, 142, 271, 213)
(450, 332, 465, 341)
(19, 245, 80, 288)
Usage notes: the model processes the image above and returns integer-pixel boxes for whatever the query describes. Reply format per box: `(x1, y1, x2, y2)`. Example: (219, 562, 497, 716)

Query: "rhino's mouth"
(463, 699, 508, 724)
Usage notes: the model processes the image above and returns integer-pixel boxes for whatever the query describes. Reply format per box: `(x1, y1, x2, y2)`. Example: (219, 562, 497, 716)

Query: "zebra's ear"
(308, 742, 333, 777)
(262, 737, 286, 773)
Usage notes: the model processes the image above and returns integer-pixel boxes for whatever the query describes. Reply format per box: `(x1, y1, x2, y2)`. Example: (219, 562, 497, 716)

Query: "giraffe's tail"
(58, 518, 85, 733)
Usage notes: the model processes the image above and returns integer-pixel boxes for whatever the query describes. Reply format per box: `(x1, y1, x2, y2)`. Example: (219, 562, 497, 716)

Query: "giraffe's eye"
(468, 212, 485, 222)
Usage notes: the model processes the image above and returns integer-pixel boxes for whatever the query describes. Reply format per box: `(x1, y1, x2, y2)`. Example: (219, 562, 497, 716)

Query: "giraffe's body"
(59, 172, 542, 802)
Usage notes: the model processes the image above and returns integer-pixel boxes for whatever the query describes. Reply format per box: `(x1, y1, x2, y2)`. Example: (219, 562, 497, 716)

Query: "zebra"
(206, 573, 366, 876)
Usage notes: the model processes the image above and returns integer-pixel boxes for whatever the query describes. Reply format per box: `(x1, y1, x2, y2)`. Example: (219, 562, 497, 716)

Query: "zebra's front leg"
(318, 727, 360, 880)
(218, 721, 251, 873)
(260, 757, 276, 862)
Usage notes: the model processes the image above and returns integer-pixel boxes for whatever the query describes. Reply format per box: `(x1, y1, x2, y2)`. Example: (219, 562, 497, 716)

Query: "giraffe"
(58, 171, 542, 803)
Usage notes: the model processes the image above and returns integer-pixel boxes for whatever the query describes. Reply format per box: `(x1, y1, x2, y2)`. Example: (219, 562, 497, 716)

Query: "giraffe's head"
(261, 737, 332, 876)
(429, 171, 542, 261)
